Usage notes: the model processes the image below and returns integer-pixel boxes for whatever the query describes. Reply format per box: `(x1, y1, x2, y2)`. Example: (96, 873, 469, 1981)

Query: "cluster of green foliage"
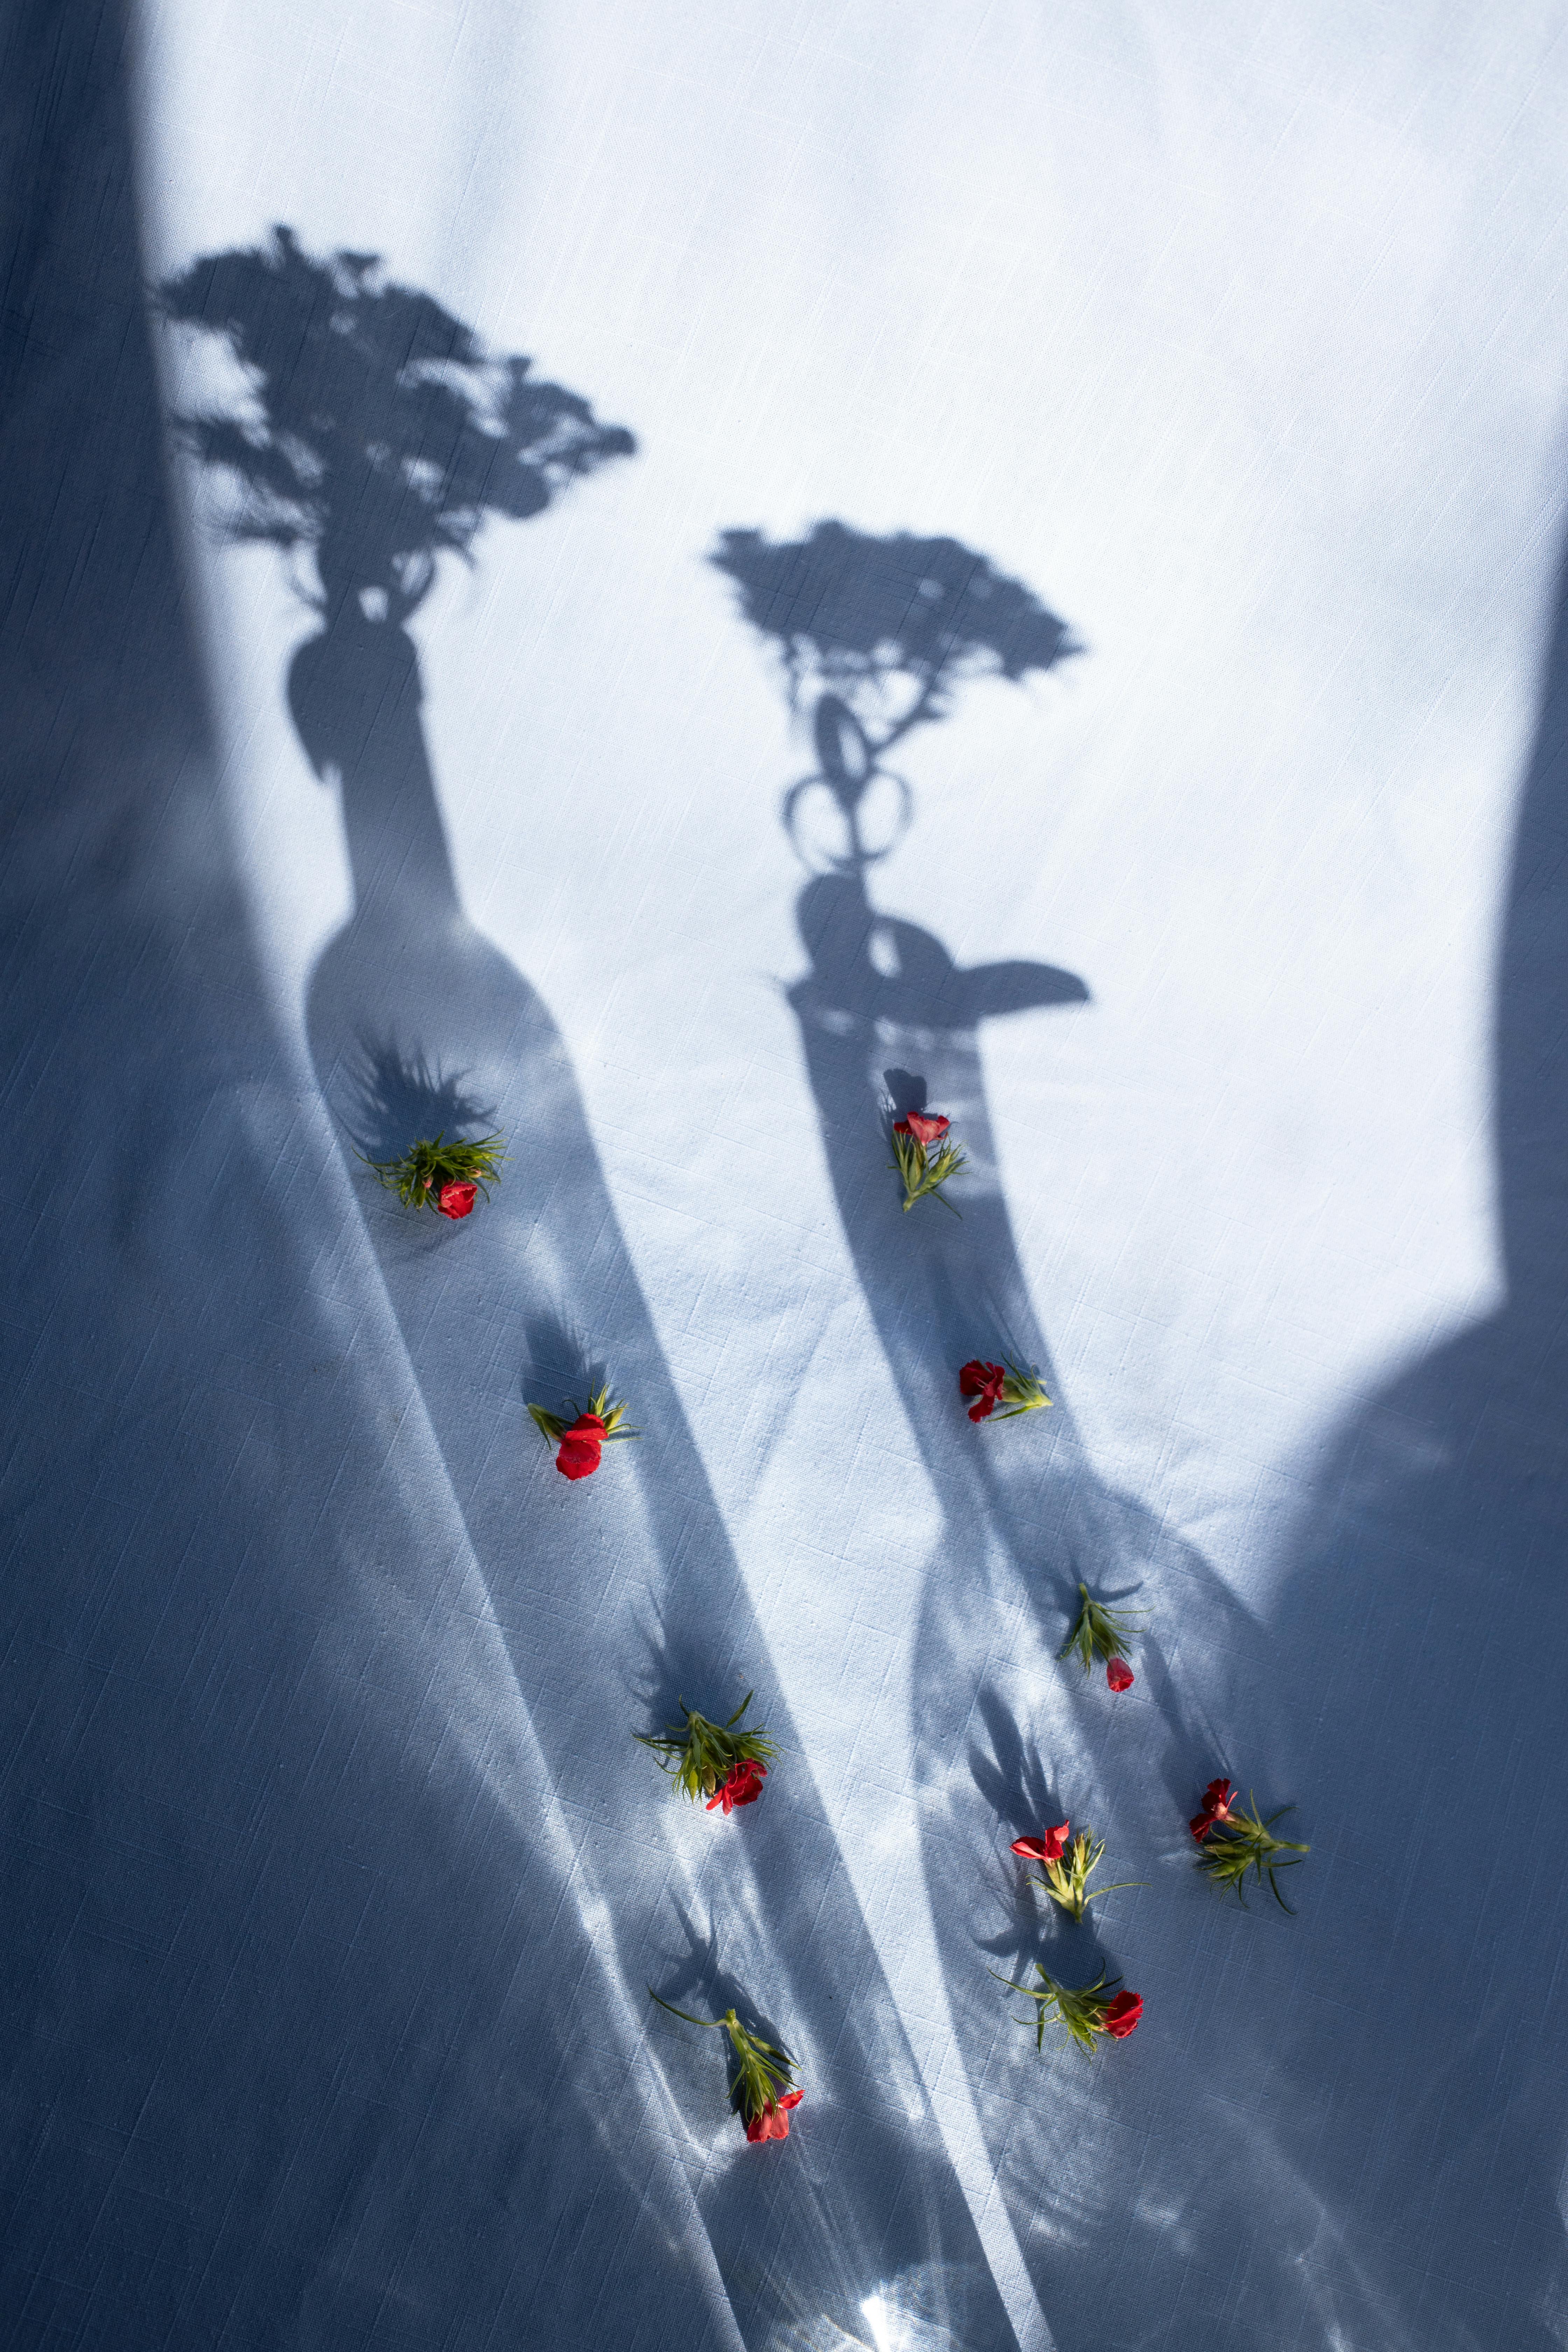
(891, 1124, 968, 1214)
(526, 1385, 638, 1446)
(634, 1692, 776, 1805)
(1027, 1829, 1141, 1926)
(1196, 1799, 1310, 1912)
(989, 1963, 1128, 2058)
(648, 1994, 798, 2125)
(1059, 1581, 1144, 1674)
(988, 1360, 1053, 1419)
(364, 1130, 504, 1209)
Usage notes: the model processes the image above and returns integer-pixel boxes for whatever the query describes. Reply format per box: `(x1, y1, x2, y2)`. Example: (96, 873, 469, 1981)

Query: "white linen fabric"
(4, 3, 1568, 2347)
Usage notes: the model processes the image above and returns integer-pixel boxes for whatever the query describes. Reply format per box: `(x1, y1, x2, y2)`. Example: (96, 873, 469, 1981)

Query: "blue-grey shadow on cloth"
(161, 235, 1019, 2350)
(0, 25, 744, 2352)
(1236, 526, 1568, 2352)
(716, 520, 1326, 2350)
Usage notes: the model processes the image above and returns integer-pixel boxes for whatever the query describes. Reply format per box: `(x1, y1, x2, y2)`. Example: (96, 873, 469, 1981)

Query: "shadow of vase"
(296, 605, 1023, 2352)
(781, 690, 1318, 2348)
(1240, 526, 1568, 2352)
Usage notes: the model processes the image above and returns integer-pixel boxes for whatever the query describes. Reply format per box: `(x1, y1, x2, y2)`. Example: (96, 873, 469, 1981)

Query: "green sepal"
(991, 1359, 1052, 1419)
(526, 1382, 640, 1447)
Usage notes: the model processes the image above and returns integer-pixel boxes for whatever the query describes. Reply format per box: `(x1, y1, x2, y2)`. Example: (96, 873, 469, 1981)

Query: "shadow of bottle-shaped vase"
(162, 236, 1023, 2350)
(295, 598, 1023, 2349)
(717, 522, 1276, 2339)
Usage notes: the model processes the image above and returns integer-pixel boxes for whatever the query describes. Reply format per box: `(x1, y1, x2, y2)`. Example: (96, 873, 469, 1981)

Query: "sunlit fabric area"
(4, 3, 1568, 2346)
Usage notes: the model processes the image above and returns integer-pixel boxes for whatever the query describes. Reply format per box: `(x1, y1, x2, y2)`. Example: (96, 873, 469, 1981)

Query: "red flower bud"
(744, 2087, 804, 2143)
(958, 1360, 1007, 1422)
(1011, 1820, 1070, 1864)
(437, 1180, 478, 1219)
(892, 1110, 951, 1146)
(706, 1757, 768, 1814)
(1105, 1657, 1134, 1693)
(1100, 1990, 1142, 2039)
(555, 1412, 608, 1480)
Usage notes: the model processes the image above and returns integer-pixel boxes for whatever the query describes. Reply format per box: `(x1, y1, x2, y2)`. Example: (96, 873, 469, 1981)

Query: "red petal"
(555, 1436, 603, 1479)
(1189, 1811, 1215, 1841)
(1010, 1836, 1048, 1861)
(744, 2111, 769, 2142)
(904, 1111, 950, 1144)
(1101, 1991, 1143, 2038)
(779, 2089, 803, 2110)
(437, 1181, 478, 1219)
(967, 1396, 997, 1423)
(1105, 1658, 1134, 1692)
(1042, 1821, 1071, 1861)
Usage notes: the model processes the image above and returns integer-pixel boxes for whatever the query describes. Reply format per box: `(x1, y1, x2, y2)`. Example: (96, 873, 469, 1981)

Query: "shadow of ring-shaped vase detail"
(162, 234, 1021, 2351)
(783, 694, 913, 876)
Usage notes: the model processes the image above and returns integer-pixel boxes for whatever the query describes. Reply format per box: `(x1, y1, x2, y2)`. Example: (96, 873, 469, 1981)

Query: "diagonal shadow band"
(0, 46, 737, 2352)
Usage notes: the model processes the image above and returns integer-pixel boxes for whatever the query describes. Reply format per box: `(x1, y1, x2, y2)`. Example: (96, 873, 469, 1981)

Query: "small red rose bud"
(555, 1411, 607, 1479)
(1100, 1990, 1142, 2039)
(706, 1757, 768, 1813)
